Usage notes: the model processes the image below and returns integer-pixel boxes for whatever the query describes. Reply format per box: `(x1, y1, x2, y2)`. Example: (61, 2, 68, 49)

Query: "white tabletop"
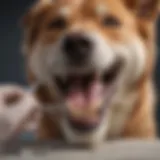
(0, 140, 160, 160)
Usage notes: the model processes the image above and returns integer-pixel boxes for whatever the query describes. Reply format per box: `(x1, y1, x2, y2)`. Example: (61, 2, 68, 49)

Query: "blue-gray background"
(0, 0, 160, 134)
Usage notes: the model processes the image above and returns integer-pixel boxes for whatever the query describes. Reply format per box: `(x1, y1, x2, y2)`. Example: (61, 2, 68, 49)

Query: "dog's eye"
(102, 16, 121, 27)
(48, 17, 67, 29)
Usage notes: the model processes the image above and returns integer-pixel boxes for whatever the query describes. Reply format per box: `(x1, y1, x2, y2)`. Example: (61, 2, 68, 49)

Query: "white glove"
(0, 85, 40, 144)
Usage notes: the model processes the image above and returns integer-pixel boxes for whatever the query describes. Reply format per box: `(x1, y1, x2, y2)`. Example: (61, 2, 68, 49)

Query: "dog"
(21, 0, 159, 146)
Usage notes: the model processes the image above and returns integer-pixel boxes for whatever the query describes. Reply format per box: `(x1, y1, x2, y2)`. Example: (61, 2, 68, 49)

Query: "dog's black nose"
(63, 33, 92, 64)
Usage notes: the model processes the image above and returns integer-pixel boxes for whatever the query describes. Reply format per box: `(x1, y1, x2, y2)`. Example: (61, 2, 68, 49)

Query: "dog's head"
(22, 0, 159, 144)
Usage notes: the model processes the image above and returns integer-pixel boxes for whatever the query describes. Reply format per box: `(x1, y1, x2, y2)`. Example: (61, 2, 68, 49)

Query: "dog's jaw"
(60, 113, 109, 146)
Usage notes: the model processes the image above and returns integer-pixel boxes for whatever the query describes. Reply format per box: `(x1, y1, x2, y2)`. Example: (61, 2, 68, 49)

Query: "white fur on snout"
(29, 41, 68, 82)
(112, 38, 146, 85)
(30, 48, 50, 83)
(129, 39, 146, 82)
(30, 32, 117, 78)
(88, 33, 116, 73)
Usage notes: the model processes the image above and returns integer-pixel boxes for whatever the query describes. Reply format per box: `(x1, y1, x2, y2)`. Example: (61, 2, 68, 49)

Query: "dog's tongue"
(66, 81, 103, 110)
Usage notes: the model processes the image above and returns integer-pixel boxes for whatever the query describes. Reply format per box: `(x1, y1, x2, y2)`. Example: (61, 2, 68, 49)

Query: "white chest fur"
(107, 92, 138, 138)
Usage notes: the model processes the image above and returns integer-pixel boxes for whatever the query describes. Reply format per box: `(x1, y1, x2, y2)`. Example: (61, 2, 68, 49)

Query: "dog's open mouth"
(54, 60, 122, 132)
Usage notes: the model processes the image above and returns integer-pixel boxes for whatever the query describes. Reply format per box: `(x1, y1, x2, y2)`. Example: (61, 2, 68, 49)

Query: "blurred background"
(0, 0, 160, 134)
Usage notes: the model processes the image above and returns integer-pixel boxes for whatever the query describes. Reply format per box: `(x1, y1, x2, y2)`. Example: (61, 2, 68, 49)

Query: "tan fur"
(37, 112, 62, 140)
(21, 0, 159, 143)
(122, 81, 156, 138)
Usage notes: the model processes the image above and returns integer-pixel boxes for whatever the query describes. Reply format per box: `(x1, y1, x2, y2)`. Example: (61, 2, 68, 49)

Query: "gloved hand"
(0, 85, 40, 144)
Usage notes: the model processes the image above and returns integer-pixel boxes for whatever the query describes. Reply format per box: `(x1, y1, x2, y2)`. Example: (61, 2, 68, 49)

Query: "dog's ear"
(20, 0, 53, 27)
(21, 11, 33, 27)
(124, 0, 160, 20)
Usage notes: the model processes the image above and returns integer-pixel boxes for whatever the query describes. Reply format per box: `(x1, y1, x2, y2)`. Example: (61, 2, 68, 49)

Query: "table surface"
(0, 140, 160, 160)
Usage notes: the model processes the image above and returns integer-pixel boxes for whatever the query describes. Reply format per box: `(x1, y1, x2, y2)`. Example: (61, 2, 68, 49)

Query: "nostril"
(63, 36, 76, 53)
(63, 33, 92, 63)
(79, 38, 91, 49)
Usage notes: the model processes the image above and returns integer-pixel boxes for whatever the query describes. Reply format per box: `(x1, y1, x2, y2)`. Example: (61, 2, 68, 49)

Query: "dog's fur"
(22, 0, 159, 146)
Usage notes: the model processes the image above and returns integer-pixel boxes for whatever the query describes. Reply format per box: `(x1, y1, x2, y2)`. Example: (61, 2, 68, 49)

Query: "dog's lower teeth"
(69, 112, 99, 123)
